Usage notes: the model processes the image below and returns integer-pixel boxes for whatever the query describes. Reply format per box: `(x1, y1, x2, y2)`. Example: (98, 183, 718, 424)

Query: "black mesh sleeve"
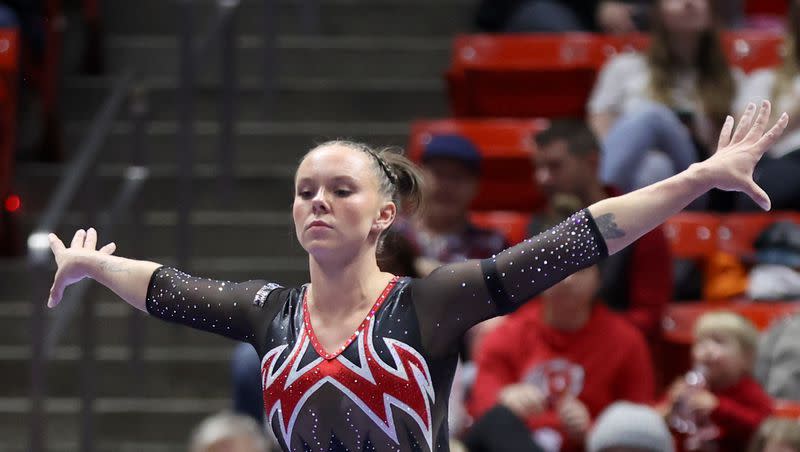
(411, 209, 608, 356)
(145, 266, 288, 348)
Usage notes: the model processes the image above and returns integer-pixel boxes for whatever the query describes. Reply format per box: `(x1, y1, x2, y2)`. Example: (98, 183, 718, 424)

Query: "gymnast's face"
(293, 144, 396, 260)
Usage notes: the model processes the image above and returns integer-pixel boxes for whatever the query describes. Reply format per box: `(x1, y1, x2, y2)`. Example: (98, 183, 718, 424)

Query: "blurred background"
(3, 0, 800, 451)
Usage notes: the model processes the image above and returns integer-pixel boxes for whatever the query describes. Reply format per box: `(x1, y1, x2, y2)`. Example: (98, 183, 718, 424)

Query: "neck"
(669, 32, 702, 67)
(308, 247, 389, 317)
(543, 302, 592, 331)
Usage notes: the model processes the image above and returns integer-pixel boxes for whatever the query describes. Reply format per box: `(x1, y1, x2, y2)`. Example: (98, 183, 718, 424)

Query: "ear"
(373, 200, 397, 233)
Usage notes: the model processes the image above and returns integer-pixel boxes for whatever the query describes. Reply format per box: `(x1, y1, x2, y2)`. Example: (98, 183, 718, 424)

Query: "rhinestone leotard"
(145, 209, 608, 451)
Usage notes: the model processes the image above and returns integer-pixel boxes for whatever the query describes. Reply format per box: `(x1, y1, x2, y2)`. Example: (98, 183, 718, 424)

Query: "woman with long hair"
(735, 0, 800, 210)
(589, 0, 739, 193)
(46, 103, 785, 451)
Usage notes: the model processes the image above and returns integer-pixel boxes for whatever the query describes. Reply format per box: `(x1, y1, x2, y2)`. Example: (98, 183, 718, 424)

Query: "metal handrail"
(27, 69, 151, 452)
(176, 0, 241, 268)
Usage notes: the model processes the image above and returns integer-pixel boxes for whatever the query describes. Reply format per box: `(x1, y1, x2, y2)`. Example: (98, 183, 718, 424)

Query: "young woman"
(589, 0, 740, 192)
(735, 0, 800, 210)
(47, 102, 786, 451)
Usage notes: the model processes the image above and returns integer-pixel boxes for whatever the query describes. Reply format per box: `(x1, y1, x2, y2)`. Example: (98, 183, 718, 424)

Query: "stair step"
(102, 0, 473, 36)
(14, 162, 302, 212)
(0, 256, 310, 300)
(62, 120, 411, 166)
(62, 76, 447, 122)
(108, 35, 451, 80)
(0, 397, 230, 443)
(0, 344, 247, 398)
(18, 210, 306, 258)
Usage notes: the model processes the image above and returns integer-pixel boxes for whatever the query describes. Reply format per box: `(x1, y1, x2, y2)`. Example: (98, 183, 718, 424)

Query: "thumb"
(744, 179, 771, 211)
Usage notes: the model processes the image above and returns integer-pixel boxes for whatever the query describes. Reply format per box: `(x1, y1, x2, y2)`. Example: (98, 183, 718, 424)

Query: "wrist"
(685, 162, 716, 193)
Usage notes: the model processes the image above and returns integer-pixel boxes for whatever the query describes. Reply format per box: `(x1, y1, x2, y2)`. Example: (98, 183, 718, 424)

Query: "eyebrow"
(295, 175, 359, 186)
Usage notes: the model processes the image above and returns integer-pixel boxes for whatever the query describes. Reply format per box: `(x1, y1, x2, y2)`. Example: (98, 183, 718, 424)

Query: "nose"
(311, 189, 330, 214)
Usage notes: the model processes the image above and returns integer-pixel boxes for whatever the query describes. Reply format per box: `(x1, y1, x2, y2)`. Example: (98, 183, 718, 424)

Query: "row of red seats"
(446, 31, 784, 118)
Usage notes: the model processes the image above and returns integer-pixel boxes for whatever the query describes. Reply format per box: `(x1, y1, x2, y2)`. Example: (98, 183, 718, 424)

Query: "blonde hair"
(694, 311, 759, 357)
(748, 417, 800, 452)
(302, 140, 427, 217)
(646, 0, 734, 131)
(189, 411, 269, 452)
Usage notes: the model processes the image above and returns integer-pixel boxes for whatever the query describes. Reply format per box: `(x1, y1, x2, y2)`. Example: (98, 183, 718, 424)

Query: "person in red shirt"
(529, 119, 672, 340)
(659, 311, 773, 452)
(468, 263, 655, 452)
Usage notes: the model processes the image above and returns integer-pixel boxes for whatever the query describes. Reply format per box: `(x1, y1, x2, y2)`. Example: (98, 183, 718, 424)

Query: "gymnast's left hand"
(697, 100, 788, 211)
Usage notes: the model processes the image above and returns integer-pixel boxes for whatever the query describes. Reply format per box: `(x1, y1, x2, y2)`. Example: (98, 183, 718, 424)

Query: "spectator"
(749, 418, 800, 452)
(755, 313, 800, 400)
(189, 411, 272, 452)
(474, 0, 651, 34)
(734, 0, 800, 211)
(394, 134, 507, 277)
(468, 264, 655, 452)
(587, 402, 675, 452)
(589, 0, 741, 197)
(529, 119, 672, 339)
(659, 311, 773, 451)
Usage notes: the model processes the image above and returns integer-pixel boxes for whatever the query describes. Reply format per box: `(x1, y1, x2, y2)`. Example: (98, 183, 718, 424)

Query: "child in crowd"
(749, 418, 800, 452)
(660, 311, 773, 451)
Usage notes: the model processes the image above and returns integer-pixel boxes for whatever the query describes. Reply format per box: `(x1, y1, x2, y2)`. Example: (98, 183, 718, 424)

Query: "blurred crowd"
(6, 0, 800, 451)
(221, 0, 800, 451)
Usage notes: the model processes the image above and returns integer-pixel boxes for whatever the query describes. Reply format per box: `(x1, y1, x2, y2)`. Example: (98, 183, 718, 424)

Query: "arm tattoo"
(100, 261, 130, 274)
(595, 213, 626, 240)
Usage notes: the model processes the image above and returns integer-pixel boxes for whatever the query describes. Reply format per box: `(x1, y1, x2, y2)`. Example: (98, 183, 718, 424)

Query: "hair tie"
(368, 151, 397, 185)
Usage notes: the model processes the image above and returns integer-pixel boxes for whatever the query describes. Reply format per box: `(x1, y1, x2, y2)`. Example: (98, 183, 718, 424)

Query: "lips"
(306, 220, 332, 230)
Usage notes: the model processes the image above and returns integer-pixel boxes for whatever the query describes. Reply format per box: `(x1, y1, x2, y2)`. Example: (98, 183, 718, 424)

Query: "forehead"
(296, 145, 375, 182)
(535, 139, 576, 162)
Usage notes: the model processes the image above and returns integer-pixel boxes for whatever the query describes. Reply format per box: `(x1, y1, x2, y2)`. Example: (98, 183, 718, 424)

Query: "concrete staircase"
(1, 0, 470, 449)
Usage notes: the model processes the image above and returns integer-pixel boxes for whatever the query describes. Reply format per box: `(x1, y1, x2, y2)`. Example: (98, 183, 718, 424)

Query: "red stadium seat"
(722, 31, 784, 74)
(774, 400, 800, 419)
(745, 0, 789, 17)
(663, 213, 721, 259)
(447, 32, 783, 117)
(718, 213, 800, 257)
(470, 211, 530, 246)
(662, 301, 800, 345)
(408, 119, 547, 211)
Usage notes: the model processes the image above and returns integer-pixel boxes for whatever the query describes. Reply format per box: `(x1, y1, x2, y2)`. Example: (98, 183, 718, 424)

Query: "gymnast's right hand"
(47, 228, 116, 308)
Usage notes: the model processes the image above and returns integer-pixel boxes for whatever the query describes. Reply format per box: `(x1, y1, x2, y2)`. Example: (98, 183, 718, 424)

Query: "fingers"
(717, 115, 734, 150)
(756, 112, 790, 152)
(48, 272, 64, 308)
(98, 242, 117, 255)
(731, 103, 757, 144)
(48, 233, 65, 254)
(745, 180, 771, 211)
(84, 228, 98, 251)
(743, 100, 772, 143)
(71, 229, 86, 248)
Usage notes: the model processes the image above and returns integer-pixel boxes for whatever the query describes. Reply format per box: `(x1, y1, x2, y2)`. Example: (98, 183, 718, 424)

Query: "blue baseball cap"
(421, 134, 481, 173)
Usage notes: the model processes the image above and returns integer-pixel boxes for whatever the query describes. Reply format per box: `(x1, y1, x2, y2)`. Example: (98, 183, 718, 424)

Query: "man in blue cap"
(395, 134, 507, 276)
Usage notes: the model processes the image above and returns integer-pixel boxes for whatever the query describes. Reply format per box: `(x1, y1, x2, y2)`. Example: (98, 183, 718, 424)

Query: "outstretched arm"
(589, 100, 788, 255)
(47, 228, 160, 311)
(412, 101, 788, 354)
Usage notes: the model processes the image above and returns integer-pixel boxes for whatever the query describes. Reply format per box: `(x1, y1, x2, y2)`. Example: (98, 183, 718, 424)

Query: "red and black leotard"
(145, 210, 608, 451)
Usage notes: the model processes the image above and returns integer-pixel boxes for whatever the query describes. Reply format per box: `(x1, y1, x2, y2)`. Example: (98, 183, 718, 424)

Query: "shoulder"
(600, 52, 648, 74)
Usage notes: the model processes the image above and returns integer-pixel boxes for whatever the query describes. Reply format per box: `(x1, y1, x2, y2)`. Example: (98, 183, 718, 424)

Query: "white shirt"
(588, 52, 744, 146)
(735, 68, 800, 158)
